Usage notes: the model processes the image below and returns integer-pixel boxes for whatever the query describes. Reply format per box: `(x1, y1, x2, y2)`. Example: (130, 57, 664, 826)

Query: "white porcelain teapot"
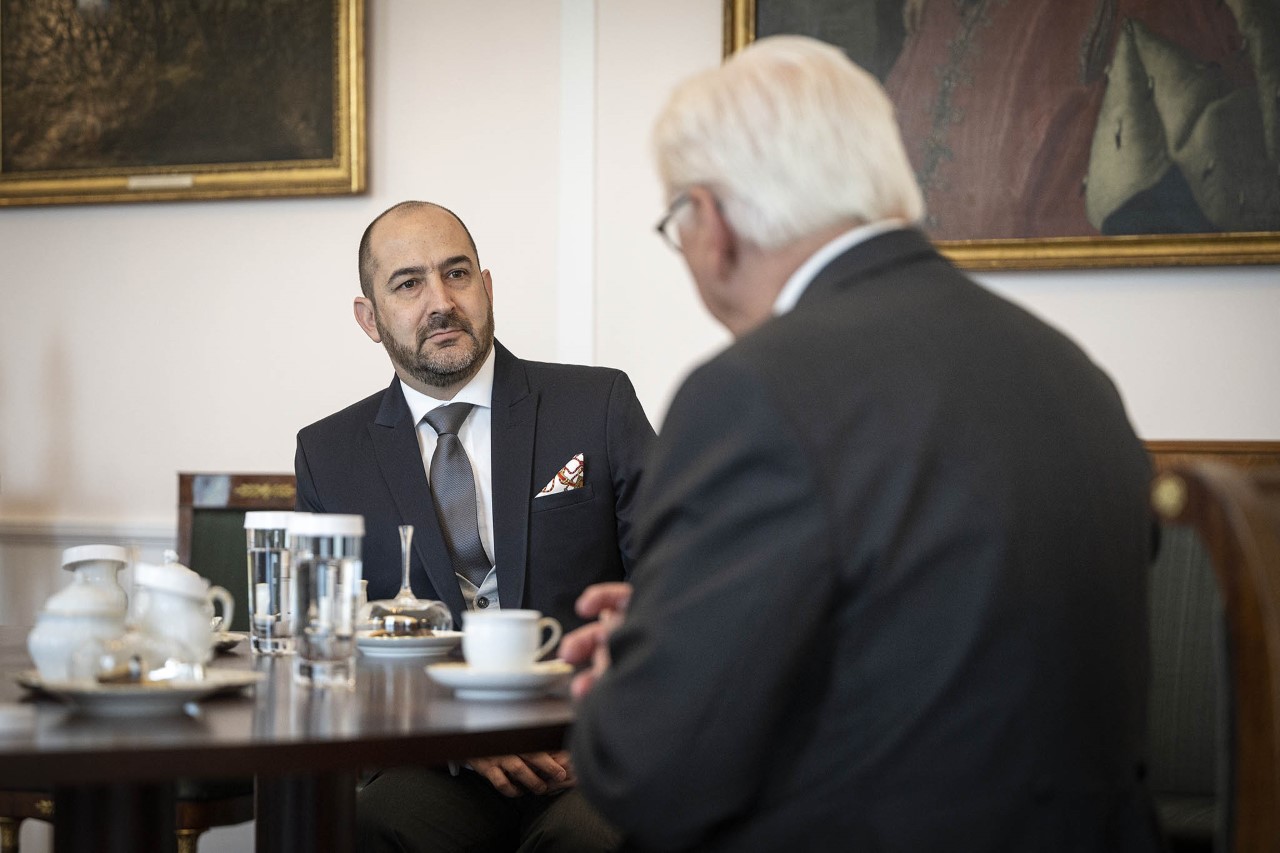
(27, 545, 131, 680)
(133, 558, 235, 665)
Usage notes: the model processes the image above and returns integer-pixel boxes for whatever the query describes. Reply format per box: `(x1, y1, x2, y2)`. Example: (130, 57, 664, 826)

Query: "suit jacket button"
(476, 595, 490, 609)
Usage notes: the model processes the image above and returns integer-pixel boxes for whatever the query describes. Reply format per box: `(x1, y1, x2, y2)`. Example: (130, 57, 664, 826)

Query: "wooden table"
(0, 626, 573, 852)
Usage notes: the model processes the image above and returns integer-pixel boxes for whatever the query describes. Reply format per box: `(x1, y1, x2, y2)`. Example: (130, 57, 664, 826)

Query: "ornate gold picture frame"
(0, 0, 365, 207)
(725, 0, 1280, 270)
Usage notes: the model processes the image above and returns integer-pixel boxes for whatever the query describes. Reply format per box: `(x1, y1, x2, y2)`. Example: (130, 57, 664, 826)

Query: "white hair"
(653, 35, 924, 250)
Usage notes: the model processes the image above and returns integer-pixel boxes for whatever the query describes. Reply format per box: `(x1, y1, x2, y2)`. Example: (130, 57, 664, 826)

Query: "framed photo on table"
(725, 0, 1280, 270)
(0, 0, 365, 207)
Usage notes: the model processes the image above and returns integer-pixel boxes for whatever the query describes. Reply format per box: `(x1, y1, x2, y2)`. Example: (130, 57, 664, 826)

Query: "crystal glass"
(290, 513, 364, 687)
(357, 525, 451, 638)
(245, 512, 294, 655)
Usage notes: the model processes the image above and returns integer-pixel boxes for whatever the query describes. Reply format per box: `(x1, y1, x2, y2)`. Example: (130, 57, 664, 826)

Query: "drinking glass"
(289, 513, 364, 687)
(245, 511, 294, 655)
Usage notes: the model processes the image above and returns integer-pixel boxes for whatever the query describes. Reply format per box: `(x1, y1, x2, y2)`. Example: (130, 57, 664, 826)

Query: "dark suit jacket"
(294, 341, 654, 630)
(573, 230, 1162, 852)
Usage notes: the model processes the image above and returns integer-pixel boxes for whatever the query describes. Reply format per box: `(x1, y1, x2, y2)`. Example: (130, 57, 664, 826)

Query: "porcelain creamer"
(133, 561, 235, 664)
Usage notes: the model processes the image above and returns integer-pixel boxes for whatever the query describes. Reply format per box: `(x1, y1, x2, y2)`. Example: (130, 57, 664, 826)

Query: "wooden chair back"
(1150, 448, 1280, 853)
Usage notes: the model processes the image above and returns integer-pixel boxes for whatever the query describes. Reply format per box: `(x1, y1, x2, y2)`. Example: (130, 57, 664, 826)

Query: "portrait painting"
(727, 0, 1280, 268)
(0, 0, 364, 206)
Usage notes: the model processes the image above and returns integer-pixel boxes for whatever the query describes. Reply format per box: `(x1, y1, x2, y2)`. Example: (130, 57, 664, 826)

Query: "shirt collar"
(772, 219, 905, 316)
(399, 345, 496, 424)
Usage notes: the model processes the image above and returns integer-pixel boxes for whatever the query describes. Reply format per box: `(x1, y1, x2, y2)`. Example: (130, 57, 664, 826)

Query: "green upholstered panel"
(188, 510, 250, 632)
(1146, 523, 1227, 852)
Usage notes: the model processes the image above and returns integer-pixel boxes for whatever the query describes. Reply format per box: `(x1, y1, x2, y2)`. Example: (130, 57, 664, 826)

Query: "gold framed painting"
(724, 0, 1280, 270)
(0, 0, 365, 207)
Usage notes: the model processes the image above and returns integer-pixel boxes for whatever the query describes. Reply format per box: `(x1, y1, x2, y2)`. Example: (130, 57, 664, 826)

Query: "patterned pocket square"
(538, 453, 585, 496)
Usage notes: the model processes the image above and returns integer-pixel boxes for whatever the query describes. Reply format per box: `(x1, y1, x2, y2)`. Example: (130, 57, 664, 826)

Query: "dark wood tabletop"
(0, 625, 575, 852)
(0, 625, 574, 785)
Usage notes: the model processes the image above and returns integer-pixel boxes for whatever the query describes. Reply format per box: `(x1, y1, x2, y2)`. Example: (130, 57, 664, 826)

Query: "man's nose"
(421, 275, 455, 315)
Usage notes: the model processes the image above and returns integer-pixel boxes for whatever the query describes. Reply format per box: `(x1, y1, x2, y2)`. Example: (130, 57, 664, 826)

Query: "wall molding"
(0, 519, 175, 626)
(0, 518, 174, 549)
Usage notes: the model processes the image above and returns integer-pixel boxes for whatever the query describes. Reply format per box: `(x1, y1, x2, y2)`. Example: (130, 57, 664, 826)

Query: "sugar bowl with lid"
(27, 545, 131, 680)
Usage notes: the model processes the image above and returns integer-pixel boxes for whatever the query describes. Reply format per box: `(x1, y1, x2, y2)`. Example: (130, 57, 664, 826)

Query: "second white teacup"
(462, 609, 562, 672)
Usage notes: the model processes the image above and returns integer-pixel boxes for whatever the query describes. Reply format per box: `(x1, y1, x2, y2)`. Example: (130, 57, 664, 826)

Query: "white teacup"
(462, 609, 562, 672)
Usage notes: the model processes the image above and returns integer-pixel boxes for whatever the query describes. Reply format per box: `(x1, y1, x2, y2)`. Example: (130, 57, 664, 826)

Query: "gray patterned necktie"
(423, 403, 492, 588)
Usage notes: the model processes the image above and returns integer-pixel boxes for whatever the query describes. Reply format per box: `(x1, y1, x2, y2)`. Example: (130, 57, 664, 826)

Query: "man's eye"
(397, 279, 419, 290)
(445, 269, 468, 280)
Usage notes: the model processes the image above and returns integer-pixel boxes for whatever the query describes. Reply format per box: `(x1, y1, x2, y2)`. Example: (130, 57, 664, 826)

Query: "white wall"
(1, 0, 1278, 614)
(1, 1, 1278, 848)
(979, 267, 1280, 440)
(3, 0, 1278, 606)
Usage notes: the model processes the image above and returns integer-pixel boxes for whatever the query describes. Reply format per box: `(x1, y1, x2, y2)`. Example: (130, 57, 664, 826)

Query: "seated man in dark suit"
(561, 36, 1164, 852)
(295, 200, 654, 852)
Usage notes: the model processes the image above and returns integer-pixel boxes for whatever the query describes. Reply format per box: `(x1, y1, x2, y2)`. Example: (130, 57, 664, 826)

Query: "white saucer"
(426, 661, 573, 701)
(357, 630, 463, 659)
(16, 669, 264, 717)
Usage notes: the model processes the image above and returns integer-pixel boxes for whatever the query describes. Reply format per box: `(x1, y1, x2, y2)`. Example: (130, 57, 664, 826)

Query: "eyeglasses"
(654, 192, 691, 253)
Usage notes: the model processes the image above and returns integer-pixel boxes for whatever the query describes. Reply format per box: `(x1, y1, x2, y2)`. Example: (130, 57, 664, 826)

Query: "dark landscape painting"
(1, 0, 337, 173)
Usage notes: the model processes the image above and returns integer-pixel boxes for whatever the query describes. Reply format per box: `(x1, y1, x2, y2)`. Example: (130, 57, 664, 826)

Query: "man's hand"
(559, 582, 633, 699)
(468, 751, 575, 797)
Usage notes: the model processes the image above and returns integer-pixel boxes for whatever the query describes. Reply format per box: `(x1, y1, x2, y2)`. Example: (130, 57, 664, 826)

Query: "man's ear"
(688, 186, 737, 281)
(354, 296, 381, 343)
(482, 269, 493, 304)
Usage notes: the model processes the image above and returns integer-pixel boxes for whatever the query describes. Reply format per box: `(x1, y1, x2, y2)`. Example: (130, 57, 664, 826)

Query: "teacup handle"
(535, 617, 562, 660)
(208, 585, 235, 632)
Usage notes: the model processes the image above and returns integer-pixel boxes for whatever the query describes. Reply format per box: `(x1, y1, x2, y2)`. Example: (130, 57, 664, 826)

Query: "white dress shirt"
(398, 346, 501, 610)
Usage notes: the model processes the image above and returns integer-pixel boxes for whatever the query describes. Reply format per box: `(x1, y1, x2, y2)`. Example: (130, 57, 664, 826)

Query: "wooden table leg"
(53, 782, 176, 853)
(255, 772, 356, 853)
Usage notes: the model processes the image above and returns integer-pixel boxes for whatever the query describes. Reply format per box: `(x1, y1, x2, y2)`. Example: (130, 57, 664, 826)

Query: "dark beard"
(377, 304, 495, 391)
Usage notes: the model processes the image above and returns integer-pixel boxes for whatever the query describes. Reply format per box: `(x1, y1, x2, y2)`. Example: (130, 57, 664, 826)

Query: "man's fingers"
(559, 621, 606, 665)
(518, 751, 569, 782)
(495, 755, 549, 794)
(563, 582, 631, 698)
(570, 669, 599, 700)
(470, 755, 547, 796)
(574, 582, 633, 619)
(473, 760, 521, 797)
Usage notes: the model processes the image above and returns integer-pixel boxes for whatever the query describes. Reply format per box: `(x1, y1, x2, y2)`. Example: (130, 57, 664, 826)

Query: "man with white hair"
(561, 36, 1163, 852)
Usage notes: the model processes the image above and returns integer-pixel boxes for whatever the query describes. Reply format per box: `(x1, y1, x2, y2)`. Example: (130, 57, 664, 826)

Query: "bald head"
(358, 201, 480, 300)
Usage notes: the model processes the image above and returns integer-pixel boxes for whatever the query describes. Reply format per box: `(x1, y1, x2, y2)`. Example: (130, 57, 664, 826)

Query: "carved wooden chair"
(1143, 443, 1274, 850)
(1150, 453, 1280, 853)
(0, 791, 50, 853)
(0, 780, 255, 853)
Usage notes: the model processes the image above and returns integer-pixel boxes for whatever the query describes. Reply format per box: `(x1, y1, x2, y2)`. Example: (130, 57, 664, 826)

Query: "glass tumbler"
(288, 513, 364, 687)
(245, 511, 294, 655)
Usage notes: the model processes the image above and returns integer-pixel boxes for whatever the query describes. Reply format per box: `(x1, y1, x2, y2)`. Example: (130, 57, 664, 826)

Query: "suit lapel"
(490, 342, 537, 611)
(368, 378, 468, 618)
